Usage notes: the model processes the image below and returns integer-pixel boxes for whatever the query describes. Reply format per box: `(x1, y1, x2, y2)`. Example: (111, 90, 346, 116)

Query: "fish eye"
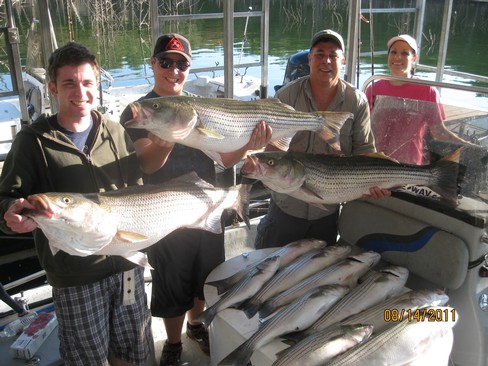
(152, 102, 160, 109)
(267, 159, 275, 166)
(61, 196, 73, 204)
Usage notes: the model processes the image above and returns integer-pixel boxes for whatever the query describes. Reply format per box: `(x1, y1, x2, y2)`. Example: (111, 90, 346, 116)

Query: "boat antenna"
(356, 5, 361, 88)
(369, 0, 374, 77)
(237, 6, 252, 76)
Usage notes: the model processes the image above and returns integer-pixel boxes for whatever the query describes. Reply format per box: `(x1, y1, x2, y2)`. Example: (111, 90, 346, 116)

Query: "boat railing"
(361, 74, 488, 97)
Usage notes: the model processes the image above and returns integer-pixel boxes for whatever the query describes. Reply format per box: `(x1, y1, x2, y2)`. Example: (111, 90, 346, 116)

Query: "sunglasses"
(158, 57, 190, 72)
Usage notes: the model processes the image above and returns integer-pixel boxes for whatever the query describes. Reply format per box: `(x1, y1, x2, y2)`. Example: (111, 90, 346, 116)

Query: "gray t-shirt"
(272, 76, 376, 220)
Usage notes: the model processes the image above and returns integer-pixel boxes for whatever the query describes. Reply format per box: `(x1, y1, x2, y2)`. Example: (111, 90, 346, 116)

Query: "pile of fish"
(124, 96, 352, 153)
(240, 148, 463, 207)
(204, 239, 456, 366)
(23, 172, 249, 268)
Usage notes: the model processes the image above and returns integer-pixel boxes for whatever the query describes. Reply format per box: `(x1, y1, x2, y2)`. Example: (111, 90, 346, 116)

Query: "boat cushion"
(338, 200, 469, 289)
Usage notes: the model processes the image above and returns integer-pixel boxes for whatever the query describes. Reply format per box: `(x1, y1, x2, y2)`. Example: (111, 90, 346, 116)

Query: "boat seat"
(338, 199, 469, 290)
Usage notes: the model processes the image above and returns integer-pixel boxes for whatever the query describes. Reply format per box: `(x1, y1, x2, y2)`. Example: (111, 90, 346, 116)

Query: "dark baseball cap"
(310, 29, 345, 51)
(153, 33, 192, 62)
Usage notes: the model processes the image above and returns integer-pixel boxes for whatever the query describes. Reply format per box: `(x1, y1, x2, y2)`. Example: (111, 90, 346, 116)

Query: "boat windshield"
(371, 94, 488, 211)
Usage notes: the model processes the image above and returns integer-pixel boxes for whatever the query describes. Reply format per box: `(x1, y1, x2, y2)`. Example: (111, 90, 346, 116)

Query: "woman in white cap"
(365, 34, 472, 165)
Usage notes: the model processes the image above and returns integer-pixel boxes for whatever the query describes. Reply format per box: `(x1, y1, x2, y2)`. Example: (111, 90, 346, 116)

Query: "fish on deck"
(206, 238, 328, 295)
(23, 172, 249, 268)
(218, 284, 350, 366)
(196, 255, 281, 327)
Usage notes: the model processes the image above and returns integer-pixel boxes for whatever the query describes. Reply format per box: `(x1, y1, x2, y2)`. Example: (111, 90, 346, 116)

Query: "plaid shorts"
(53, 267, 153, 366)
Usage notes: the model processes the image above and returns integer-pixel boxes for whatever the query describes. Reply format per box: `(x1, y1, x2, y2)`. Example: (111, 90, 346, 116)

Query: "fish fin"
(316, 111, 353, 151)
(206, 269, 251, 295)
(365, 151, 400, 163)
(195, 307, 217, 328)
(430, 148, 464, 206)
(233, 184, 251, 228)
(217, 343, 252, 366)
(280, 330, 308, 343)
(124, 252, 153, 269)
(197, 127, 225, 139)
(269, 137, 292, 151)
(49, 245, 60, 256)
(116, 230, 148, 243)
(202, 213, 225, 234)
(309, 202, 331, 211)
(258, 302, 275, 319)
(301, 184, 325, 200)
(239, 299, 261, 319)
(253, 98, 295, 110)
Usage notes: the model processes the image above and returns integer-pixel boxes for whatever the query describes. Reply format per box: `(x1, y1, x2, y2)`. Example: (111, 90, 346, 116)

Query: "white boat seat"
(338, 200, 469, 290)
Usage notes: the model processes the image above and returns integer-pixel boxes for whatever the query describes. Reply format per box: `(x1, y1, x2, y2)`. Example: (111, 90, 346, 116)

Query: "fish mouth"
(23, 194, 55, 219)
(241, 155, 260, 177)
(125, 102, 152, 127)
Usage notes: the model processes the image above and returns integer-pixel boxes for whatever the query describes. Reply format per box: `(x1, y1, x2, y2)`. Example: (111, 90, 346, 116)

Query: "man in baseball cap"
(310, 29, 345, 51)
(153, 33, 192, 62)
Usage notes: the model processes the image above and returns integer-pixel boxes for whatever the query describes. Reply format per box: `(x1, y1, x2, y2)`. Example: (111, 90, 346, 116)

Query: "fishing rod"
(236, 6, 252, 78)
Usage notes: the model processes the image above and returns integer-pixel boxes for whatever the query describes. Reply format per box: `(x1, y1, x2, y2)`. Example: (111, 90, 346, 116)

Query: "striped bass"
(124, 96, 352, 152)
(206, 239, 328, 295)
(271, 324, 373, 366)
(325, 306, 458, 365)
(218, 285, 350, 366)
(302, 265, 409, 337)
(259, 251, 381, 319)
(339, 288, 449, 334)
(196, 256, 280, 327)
(240, 245, 351, 319)
(241, 148, 463, 206)
(24, 172, 249, 268)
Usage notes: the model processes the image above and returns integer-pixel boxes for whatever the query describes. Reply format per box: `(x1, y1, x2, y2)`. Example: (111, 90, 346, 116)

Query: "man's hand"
(148, 132, 176, 149)
(4, 198, 37, 233)
(363, 186, 391, 200)
(245, 121, 273, 151)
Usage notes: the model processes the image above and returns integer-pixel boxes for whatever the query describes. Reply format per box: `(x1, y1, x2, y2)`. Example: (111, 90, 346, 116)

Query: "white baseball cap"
(387, 34, 418, 54)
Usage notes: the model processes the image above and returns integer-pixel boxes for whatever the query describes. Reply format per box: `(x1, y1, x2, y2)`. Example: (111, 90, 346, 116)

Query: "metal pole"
(260, 0, 269, 99)
(37, 0, 58, 113)
(436, 0, 453, 83)
(223, 0, 235, 99)
(5, 0, 30, 124)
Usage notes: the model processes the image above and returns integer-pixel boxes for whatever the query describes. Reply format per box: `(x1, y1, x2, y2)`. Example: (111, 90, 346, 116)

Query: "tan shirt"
(272, 76, 376, 220)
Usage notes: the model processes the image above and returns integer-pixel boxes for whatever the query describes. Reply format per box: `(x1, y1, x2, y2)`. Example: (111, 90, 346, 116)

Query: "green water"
(2, 0, 488, 100)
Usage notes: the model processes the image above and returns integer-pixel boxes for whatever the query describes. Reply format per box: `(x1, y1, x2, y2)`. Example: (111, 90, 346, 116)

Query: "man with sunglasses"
(120, 33, 271, 366)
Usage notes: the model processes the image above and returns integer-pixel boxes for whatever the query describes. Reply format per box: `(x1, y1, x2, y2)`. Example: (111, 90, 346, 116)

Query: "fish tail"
(234, 184, 251, 228)
(218, 343, 252, 366)
(198, 307, 217, 328)
(316, 111, 351, 151)
(240, 299, 261, 319)
(206, 275, 240, 295)
(431, 148, 464, 205)
(258, 302, 276, 319)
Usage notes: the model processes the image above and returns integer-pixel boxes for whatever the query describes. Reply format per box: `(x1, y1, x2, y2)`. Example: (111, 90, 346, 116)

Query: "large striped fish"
(241, 149, 463, 207)
(124, 96, 351, 152)
(24, 172, 249, 268)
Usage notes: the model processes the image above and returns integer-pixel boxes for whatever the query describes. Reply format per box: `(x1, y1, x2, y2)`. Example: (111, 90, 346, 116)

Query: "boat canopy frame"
(149, 0, 270, 99)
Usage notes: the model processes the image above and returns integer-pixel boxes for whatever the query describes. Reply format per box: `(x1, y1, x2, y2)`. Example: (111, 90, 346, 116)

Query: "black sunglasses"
(158, 57, 190, 72)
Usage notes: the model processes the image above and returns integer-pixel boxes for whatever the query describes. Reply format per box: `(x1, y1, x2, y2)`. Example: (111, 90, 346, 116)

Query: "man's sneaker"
(186, 322, 210, 355)
(159, 341, 182, 366)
